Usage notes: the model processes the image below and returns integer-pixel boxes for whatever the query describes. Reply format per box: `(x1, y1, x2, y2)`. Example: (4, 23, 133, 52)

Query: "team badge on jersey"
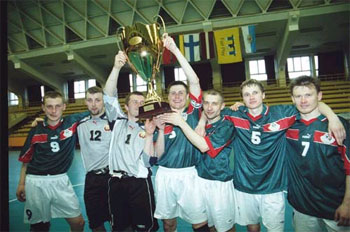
(139, 131, 146, 138)
(320, 133, 335, 145)
(268, 122, 280, 131)
(61, 128, 73, 139)
(104, 124, 110, 131)
(169, 130, 176, 139)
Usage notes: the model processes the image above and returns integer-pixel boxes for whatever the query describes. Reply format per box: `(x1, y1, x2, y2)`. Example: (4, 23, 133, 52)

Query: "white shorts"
(24, 173, 82, 224)
(154, 166, 207, 224)
(234, 189, 285, 232)
(198, 177, 235, 232)
(293, 208, 350, 232)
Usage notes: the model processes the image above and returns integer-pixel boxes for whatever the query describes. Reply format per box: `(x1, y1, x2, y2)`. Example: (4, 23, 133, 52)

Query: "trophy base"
(138, 101, 172, 119)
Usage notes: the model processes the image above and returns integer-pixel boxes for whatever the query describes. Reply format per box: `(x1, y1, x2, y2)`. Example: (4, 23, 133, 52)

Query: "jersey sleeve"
(67, 111, 90, 122)
(204, 120, 235, 158)
(103, 94, 127, 121)
(188, 90, 203, 111)
(339, 118, 350, 175)
(18, 127, 37, 163)
(274, 104, 298, 118)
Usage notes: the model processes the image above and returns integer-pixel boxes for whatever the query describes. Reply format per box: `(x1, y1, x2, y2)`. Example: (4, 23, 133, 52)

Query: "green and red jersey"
(19, 112, 89, 175)
(156, 92, 203, 168)
(286, 114, 350, 220)
(222, 104, 297, 193)
(196, 116, 235, 181)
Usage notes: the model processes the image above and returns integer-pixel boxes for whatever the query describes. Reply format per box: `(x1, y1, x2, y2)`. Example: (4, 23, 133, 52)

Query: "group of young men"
(16, 33, 350, 232)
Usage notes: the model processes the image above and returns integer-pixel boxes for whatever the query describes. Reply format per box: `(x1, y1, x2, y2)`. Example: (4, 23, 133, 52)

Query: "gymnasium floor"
(9, 150, 294, 231)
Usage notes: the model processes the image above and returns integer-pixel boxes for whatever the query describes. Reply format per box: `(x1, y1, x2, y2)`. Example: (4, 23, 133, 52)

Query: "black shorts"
(84, 172, 110, 229)
(108, 174, 159, 231)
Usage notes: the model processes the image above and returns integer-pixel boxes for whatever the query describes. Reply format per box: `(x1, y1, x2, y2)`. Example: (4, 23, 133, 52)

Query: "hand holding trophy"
(117, 16, 172, 119)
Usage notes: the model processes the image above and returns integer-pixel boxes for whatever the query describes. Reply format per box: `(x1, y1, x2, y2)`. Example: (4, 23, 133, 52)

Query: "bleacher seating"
(8, 80, 350, 147)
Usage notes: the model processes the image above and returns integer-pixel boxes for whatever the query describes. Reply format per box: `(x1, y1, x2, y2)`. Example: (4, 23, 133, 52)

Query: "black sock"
(30, 222, 50, 232)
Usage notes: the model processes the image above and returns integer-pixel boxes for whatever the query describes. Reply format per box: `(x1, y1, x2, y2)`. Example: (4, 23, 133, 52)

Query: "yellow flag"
(178, 34, 185, 56)
(214, 27, 242, 64)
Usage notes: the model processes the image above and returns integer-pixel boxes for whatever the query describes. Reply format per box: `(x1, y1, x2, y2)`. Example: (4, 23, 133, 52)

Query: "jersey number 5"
(251, 131, 261, 144)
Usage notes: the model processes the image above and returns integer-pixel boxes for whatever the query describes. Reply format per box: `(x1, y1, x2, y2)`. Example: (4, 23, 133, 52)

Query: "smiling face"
(85, 92, 104, 117)
(241, 84, 265, 112)
(203, 93, 225, 123)
(168, 84, 189, 111)
(125, 94, 145, 120)
(42, 97, 66, 126)
(292, 85, 322, 117)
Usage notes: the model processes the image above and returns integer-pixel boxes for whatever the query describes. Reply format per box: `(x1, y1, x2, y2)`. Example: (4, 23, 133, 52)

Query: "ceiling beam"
(8, 3, 348, 59)
(8, 56, 65, 93)
(65, 47, 107, 84)
(276, 12, 300, 69)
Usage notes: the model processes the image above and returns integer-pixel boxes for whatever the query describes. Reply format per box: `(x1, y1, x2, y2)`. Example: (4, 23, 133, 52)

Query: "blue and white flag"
(183, 34, 200, 62)
(241, 25, 256, 53)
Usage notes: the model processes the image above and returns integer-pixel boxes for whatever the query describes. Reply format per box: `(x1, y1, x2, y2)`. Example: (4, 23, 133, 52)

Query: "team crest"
(139, 131, 146, 138)
(104, 124, 110, 131)
(320, 133, 335, 145)
(268, 122, 280, 131)
(169, 130, 176, 139)
(63, 128, 73, 138)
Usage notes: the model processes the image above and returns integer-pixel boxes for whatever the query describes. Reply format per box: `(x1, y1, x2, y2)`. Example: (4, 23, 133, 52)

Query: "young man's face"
(203, 94, 225, 122)
(292, 85, 322, 115)
(168, 85, 189, 111)
(42, 97, 66, 124)
(125, 94, 145, 118)
(241, 84, 265, 110)
(85, 92, 104, 116)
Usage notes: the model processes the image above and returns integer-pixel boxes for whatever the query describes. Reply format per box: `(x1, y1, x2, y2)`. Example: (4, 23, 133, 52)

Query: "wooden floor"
(9, 150, 294, 232)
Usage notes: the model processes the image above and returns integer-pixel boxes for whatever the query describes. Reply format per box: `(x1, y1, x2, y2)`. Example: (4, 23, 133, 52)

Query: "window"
(88, 79, 96, 88)
(74, 80, 86, 99)
(174, 67, 187, 84)
(8, 92, 19, 106)
(249, 59, 267, 81)
(314, 55, 319, 76)
(287, 56, 311, 79)
(129, 74, 156, 92)
(73, 79, 96, 99)
(41, 86, 45, 101)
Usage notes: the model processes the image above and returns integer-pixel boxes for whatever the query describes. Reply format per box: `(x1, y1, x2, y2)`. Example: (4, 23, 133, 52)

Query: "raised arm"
(319, 102, 346, 145)
(162, 34, 201, 98)
(104, 51, 127, 97)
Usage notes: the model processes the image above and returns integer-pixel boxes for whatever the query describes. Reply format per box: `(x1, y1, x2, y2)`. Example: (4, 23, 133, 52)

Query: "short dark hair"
(125, 91, 144, 105)
(203, 89, 224, 103)
(42, 91, 65, 105)
(167, 81, 188, 94)
(289, 76, 321, 95)
(240, 79, 265, 96)
(86, 86, 103, 96)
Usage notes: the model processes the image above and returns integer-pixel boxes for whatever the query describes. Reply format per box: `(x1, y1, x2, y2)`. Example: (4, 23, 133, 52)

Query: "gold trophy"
(117, 16, 171, 119)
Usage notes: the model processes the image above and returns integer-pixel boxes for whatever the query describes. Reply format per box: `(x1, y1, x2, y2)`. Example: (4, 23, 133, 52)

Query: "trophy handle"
(153, 15, 166, 34)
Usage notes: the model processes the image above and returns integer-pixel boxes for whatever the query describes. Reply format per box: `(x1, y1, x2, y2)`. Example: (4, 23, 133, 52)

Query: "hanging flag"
(183, 34, 200, 62)
(178, 34, 185, 57)
(241, 25, 256, 54)
(200, 31, 215, 60)
(162, 35, 178, 65)
(214, 27, 242, 64)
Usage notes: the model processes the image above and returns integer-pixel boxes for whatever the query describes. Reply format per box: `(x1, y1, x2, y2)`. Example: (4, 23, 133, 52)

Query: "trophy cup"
(117, 16, 172, 119)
